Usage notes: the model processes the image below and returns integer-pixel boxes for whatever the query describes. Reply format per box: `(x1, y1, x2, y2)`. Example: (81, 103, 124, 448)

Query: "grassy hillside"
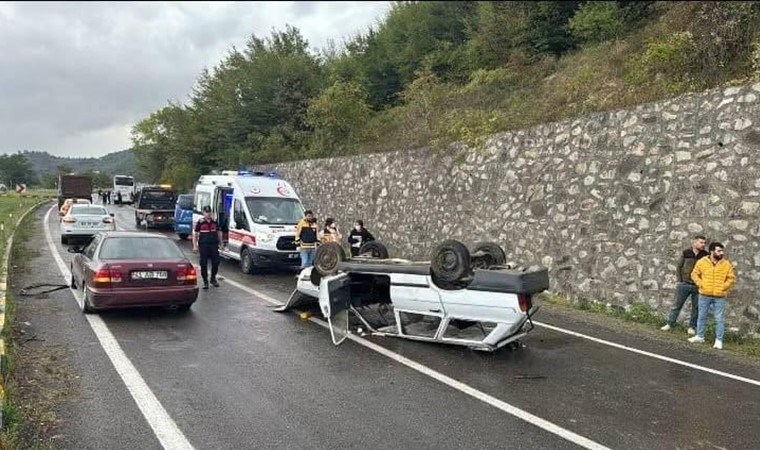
(132, 1, 760, 191)
(20, 149, 136, 176)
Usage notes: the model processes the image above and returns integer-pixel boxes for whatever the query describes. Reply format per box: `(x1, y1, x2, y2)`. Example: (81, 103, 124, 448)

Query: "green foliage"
(306, 80, 372, 156)
(751, 38, 760, 80)
(568, 2, 623, 45)
(0, 153, 36, 187)
(626, 31, 698, 93)
(130, 1, 760, 176)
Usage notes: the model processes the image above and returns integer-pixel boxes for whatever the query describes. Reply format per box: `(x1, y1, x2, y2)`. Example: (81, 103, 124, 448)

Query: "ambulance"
(192, 171, 305, 274)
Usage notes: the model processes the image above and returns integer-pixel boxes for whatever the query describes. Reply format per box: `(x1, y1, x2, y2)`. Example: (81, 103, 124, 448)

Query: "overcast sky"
(0, 1, 391, 158)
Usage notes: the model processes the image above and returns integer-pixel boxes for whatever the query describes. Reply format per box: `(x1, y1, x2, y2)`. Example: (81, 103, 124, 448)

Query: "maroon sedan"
(69, 231, 199, 313)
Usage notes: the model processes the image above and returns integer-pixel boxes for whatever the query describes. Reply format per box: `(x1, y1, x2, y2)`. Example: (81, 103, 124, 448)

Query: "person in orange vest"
(320, 217, 343, 244)
(688, 242, 736, 350)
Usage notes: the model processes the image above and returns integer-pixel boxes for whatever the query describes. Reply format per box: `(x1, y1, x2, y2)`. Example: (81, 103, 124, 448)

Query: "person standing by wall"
(688, 242, 737, 350)
(295, 210, 318, 269)
(347, 219, 375, 257)
(661, 235, 707, 335)
(193, 205, 223, 289)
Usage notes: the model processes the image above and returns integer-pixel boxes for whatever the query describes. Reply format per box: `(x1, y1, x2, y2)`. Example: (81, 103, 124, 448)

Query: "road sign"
(16, 183, 26, 194)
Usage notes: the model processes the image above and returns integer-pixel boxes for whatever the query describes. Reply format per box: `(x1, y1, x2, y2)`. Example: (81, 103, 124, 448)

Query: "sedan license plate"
(288, 253, 299, 259)
(81, 221, 98, 228)
(132, 271, 168, 280)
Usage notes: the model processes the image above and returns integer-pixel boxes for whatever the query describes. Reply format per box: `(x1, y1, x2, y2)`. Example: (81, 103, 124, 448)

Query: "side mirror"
(109, 213, 115, 217)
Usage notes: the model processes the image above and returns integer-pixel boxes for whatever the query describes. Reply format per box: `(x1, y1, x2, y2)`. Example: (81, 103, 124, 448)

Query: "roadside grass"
(538, 293, 760, 359)
(0, 202, 39, 449)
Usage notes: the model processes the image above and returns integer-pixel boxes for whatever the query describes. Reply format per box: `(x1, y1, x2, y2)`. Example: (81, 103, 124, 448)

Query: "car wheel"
(81, 284, 95, 314)
(310, 267, 322, 286)
(70, 273, 77, 289)
(178, 233, 189, 240)
(177, 304, 192, 313)
(314, 242, 347, 276)
(358, 241, 389, 259)
(431, 239, 471, 283)
(240, 247, 255, 274)
(61, 235, 68, 244)
(470, 242, 507, 270)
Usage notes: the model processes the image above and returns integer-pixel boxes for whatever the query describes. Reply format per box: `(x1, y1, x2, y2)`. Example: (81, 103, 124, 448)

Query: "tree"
(0, 153, 36, 186)
(568, 2, 623, 45)
(306, 80, 373, 155)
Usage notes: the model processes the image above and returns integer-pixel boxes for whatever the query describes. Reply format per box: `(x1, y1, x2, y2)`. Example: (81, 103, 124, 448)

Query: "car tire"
(314, 242, 347, 276)
(177, 304, 192, 313)
(178, 233, 189, 240)
(431, 239, 471, 283)
(81, 285, 95, 314)
(358, 241, 389, 259)
(61, 235, 68, 245)
(240, 247, 255, 274)
(470, 242, 507, 269)
(70, 272, 77, 289)
(310, 267, 322, 286)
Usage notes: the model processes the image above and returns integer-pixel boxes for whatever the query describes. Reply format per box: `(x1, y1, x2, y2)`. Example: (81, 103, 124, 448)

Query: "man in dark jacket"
(348, 219, 375, 257)
(661, 235, 707, 335)
(193, 206, 223, 289)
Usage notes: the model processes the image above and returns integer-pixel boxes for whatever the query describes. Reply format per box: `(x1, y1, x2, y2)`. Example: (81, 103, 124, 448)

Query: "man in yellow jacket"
(688, 242, 736, 350)
(294, 210, 318, 269)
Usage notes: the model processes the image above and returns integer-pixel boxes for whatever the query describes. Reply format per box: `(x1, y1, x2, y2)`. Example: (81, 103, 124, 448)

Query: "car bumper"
(61, 227, 113, 240)
(249, 248, 301, 266)
(87, 285, 199, 310)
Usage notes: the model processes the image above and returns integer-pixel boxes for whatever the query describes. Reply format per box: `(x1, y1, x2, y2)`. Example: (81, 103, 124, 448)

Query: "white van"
(192, 171, 305, 273)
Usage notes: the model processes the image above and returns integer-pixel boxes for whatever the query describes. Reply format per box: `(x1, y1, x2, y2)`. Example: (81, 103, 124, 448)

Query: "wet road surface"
(10, 202, 760, 450)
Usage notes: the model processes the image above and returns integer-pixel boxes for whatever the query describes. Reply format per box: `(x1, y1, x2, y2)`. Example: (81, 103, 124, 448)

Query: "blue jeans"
(299, 248, 315, 269)
(697, 295, 726, 340)
(667, 283, 699, 328)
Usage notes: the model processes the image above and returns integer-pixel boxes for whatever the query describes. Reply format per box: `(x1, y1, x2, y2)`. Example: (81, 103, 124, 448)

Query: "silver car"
(60, 204, 115, 244)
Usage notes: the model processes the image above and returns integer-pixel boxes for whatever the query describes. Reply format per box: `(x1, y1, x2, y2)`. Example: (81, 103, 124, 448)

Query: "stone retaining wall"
(258, 83, 760, 332)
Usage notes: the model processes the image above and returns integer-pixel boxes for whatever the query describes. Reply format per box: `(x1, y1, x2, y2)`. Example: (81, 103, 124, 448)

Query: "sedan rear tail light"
(518, 294, 532, 313)
(177, 265, 197, 282)
(62, 217, 77, 223)
(93, 266, 123, 286)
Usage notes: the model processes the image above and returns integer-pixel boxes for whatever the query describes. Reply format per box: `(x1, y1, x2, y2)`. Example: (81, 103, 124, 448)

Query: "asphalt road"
(10, 202, 760, 450)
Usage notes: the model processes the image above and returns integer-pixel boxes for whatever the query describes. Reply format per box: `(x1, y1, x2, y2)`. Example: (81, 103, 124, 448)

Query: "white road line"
(221, 277, 610, 450)
(533, 321, 760, 388)
(43, 205, 194, 450)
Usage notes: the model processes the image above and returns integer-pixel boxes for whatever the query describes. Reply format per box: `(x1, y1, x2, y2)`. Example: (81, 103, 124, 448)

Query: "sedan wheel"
(81, 284, 95, 314)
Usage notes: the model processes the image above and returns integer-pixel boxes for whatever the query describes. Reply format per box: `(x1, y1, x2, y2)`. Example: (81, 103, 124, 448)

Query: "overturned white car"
(275, 240, 548, 352)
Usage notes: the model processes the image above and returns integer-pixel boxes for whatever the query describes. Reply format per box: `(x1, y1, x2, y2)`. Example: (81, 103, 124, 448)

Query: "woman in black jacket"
(347, 219, 375, 257)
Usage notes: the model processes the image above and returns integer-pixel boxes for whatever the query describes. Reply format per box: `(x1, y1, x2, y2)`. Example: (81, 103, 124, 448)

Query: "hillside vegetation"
(132, 1, 760, 191)
(0, 150, 136, 189)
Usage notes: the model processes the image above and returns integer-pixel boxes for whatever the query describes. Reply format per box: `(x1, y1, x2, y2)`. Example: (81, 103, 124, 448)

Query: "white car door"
(388, 273, 446, 339)
(319, 273, 351, 345)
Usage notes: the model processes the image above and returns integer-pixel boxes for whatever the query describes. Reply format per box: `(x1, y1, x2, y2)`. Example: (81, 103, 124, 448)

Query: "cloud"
(0, 1, 391, 158)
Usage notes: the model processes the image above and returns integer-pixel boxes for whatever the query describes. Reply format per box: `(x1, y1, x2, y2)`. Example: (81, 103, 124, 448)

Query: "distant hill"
(20, 149, 137, 177)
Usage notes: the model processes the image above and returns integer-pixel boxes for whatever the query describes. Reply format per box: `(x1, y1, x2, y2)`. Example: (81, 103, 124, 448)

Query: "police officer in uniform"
(193, 205, 223, 289)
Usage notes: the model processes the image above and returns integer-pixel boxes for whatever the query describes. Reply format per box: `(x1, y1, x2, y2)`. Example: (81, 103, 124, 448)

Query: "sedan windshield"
(99, 237, 185, 260)
(70, 206, 108, 216)
(245, 197, 304, 225)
